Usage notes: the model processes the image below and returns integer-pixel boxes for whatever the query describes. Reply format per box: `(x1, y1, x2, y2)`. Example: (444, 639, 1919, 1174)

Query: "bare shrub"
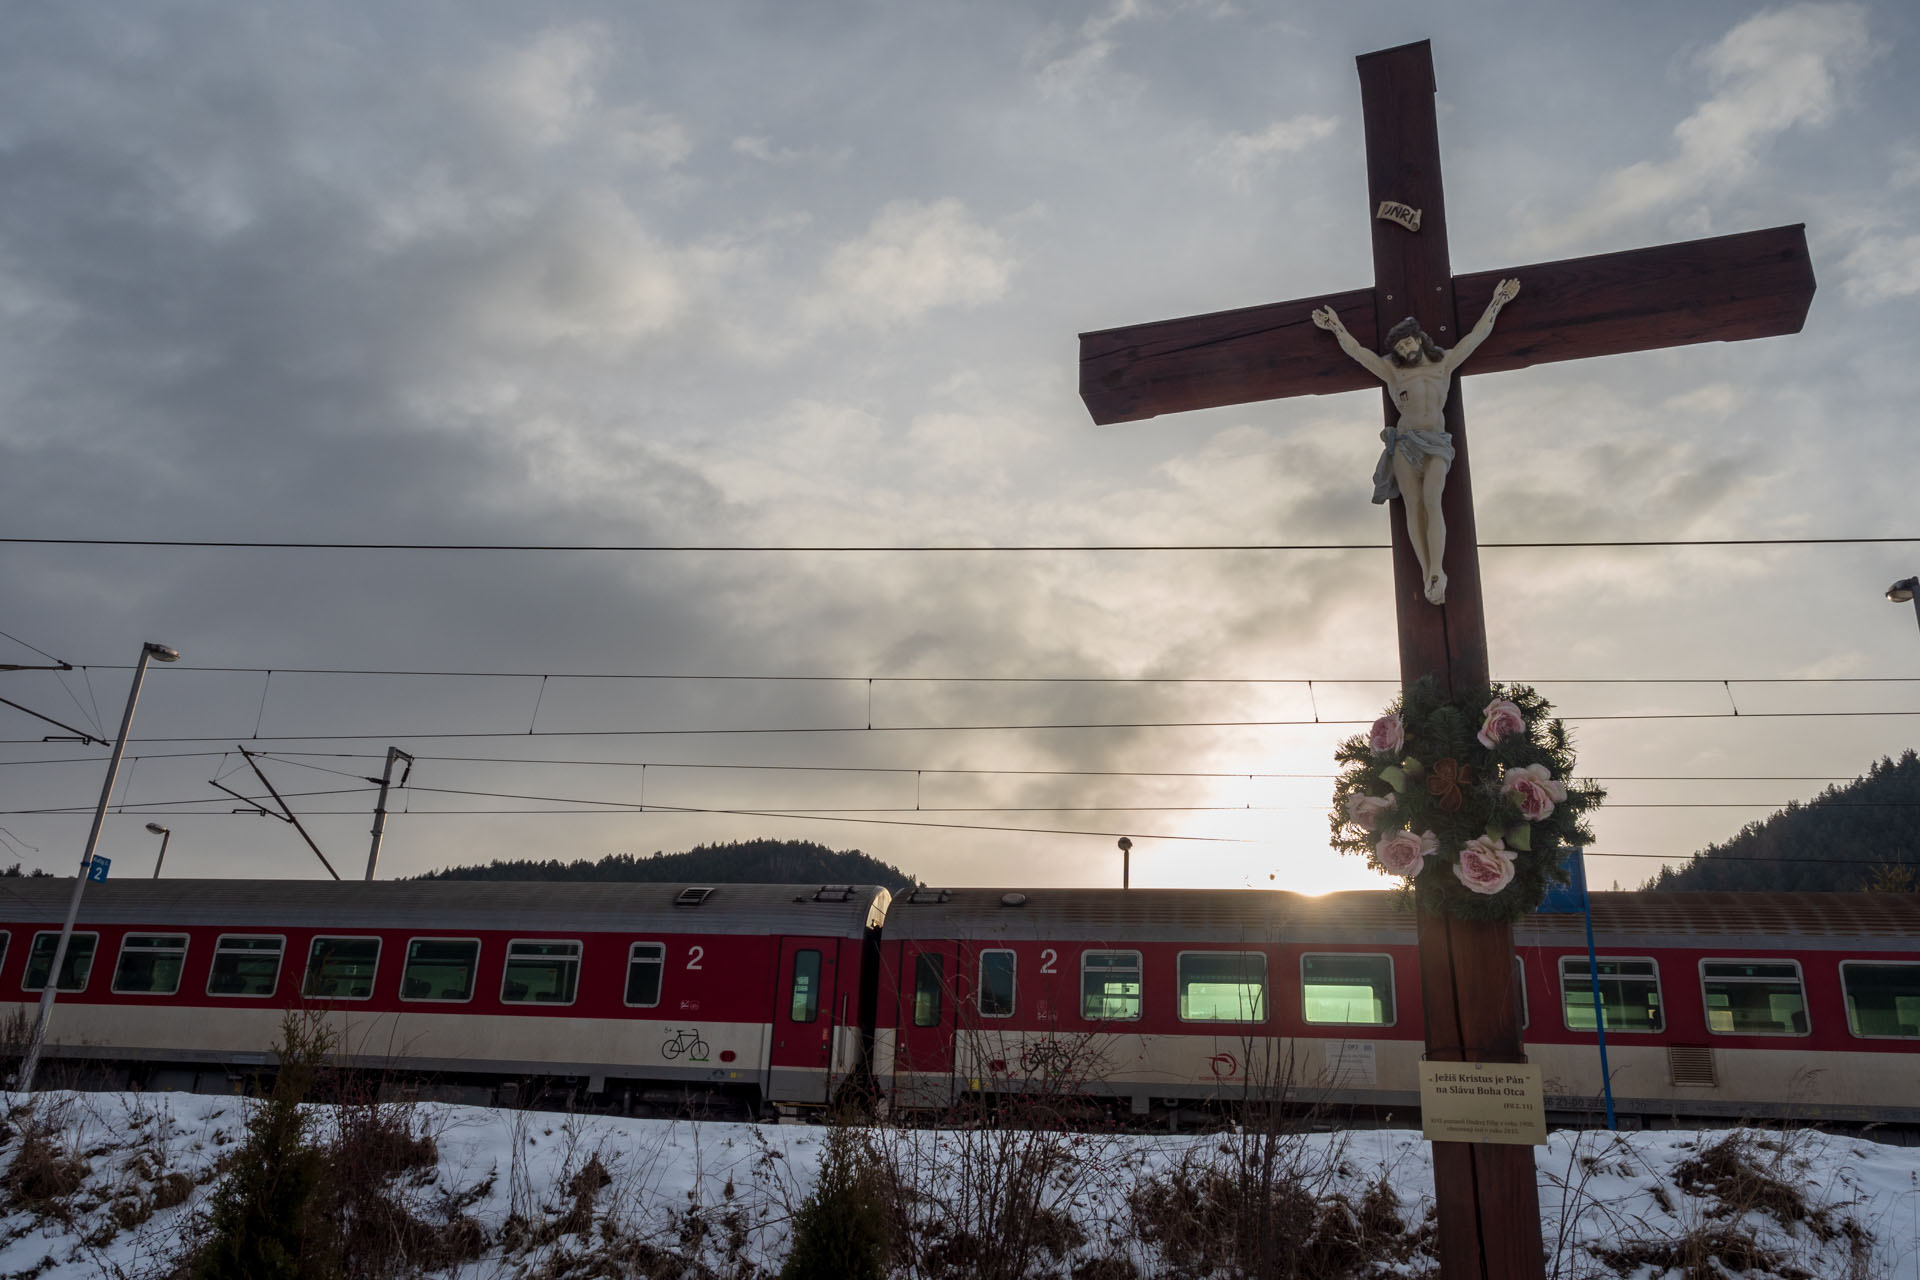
(872, 1031, 1124, 1280)
(1126, 1040, 1425, 1279)
(324, 1094, 484, 1278)
(2, 1101, 89, 1212)
(1567, 1128, 1875, 1280)
(0, 1006, 34, 1086)
(780, 1112, 889, 1280)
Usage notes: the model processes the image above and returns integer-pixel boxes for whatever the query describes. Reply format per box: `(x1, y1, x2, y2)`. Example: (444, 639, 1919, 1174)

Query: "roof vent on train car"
(674, 887, 717, 908)
(1000, 893, 1027, 908)
(813, 885, 857, 902)
(904, 887, 952, 904)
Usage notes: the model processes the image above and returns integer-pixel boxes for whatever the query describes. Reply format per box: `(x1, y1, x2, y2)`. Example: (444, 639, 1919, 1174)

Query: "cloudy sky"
(2, 0, 1916, 893)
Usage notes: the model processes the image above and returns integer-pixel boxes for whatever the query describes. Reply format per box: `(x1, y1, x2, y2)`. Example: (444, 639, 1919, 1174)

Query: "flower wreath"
(1330, 678, 1604, 923)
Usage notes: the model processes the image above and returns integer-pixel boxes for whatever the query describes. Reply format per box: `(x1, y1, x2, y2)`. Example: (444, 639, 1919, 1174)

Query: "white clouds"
(480, 24, 608, 147)
(807, 198, 1015, 329)
(1531, 3, 1874, 249)
(731, 135, 850, 169)
(1208, 114, 1339, 190)
(1894, 146, 1920, 191)
(1031, 0, 1152, 101)
(466, 189, 693, 347)
(1839, 232, 1920, 303)
(467, 24, 689, 167)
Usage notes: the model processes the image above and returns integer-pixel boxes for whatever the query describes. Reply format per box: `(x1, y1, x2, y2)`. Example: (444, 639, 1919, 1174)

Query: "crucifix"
(1078, 40, 1814, 1280)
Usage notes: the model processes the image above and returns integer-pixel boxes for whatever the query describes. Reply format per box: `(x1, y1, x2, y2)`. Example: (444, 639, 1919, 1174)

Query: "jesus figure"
(1311, 278, 1520, 604)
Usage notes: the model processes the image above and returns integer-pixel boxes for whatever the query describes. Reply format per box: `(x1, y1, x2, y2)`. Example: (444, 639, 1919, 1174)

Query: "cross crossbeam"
(1080, 225, 1813, 425)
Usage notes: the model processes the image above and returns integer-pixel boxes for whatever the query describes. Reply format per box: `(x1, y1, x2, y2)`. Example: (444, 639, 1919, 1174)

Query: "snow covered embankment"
(1, 1092, 1918, 1278)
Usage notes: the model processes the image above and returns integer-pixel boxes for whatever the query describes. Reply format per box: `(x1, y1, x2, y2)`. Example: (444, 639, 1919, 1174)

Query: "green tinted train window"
(401, 939, 478, 1001)
(1841, 963, 1920, 1039)
(24, 932, 97, 993)
(207, 936, 284, 997)
(1179, 952, 1267, 1022)
(1561, 956, 1662, 1032)
(1081, 951, 1142, 1021)
(1301, 953, 1394, 1026)
(113, 934, 187, 995)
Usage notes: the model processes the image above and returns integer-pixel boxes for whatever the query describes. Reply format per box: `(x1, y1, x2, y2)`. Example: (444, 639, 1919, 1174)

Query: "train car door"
(894, 940, 958, 1106)
(770, 938, 837, 1103)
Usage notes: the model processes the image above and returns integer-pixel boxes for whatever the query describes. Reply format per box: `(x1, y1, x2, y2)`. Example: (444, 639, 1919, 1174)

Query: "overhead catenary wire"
(4, 704, 1917, 749)
(0, 751, 1887, 788)
(47, 663, 1920, 685)
(3, 534, 1916, 552)
(0, 789, 1905, 870)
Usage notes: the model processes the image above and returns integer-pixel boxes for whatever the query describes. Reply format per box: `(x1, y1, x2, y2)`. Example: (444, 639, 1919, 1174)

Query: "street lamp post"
(1889, 577, 1920, 636)
(145, 823, 171, 878)
(16, 640, 179, 1091)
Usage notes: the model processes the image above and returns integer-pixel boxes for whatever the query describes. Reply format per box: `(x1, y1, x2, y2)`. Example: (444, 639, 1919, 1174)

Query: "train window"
(1700, 960, 1808, 1036)
(1560, 956, 1662, 1032)
(911, 952, 942, 1027)
(303, 937, 381, 1000)
(112, 934, 188, 996)
(1840, 962, 1920, 1039)
(207, 936, 285, 997)
(400, 939, 479, 1002)
(502, 940, 580, 1004)
(1178, 951, 1267, 1023)
(1300, 953, 1395, 1026)
(1081, 951, 1142, 1021)
(978, 950, 1016, 1018)
(626, 942, 666, 1008)
(23, 931, 98, 993)
(793, 950, 823, 1023)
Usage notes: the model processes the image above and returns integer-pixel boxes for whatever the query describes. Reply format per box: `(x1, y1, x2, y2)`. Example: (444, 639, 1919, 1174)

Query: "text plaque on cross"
(1076, 39, 1812, 1280)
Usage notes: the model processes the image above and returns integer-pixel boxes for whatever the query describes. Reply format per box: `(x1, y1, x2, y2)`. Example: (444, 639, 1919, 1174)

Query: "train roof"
(0, 880, 891, 938)
(883, 887, 1920, 951)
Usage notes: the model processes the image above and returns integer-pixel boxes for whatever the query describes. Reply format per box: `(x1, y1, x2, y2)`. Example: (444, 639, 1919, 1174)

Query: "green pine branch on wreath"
(1331, 678, 1604, 922)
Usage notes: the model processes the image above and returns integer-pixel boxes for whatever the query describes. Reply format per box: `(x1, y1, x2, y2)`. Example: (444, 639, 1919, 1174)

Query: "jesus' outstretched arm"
(1437, 278, 1520, 374)
(1311, 304, 1395, 385)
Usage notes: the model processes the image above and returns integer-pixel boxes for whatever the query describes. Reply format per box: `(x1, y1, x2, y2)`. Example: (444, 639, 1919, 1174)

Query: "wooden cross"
(1078, 40, 1814, 1280)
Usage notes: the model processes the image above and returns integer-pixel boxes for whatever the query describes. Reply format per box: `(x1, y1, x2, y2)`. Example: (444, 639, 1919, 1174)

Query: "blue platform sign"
(1535, 848, 1588, 914)
(86, 856, 110, 883)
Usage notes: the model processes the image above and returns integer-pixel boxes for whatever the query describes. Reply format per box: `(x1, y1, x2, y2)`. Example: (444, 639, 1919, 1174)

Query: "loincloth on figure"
(1370, 426, 1454, 504)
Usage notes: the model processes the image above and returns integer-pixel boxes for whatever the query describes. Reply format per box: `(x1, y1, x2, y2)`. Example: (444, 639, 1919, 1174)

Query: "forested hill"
(1645, 751, 1920, 892)
(413, 838, 918, 893)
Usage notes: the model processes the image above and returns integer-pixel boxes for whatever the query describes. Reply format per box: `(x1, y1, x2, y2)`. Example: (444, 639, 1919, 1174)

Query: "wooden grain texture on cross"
(1078, 225, 1814, 426)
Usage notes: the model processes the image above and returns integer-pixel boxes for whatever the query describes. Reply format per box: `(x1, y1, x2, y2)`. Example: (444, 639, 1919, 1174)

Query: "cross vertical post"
(1359, 43, 1537, 1280)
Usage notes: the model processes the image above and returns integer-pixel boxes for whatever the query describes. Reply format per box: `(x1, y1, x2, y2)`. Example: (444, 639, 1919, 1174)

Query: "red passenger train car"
(876, 887, 1920, 1127)
(0, 879, 889, 1114)
(1, 879, 1916, 1127)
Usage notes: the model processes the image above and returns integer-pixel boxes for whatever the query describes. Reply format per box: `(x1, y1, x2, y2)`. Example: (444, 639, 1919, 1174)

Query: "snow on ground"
(2, 1091, 1918, 1277)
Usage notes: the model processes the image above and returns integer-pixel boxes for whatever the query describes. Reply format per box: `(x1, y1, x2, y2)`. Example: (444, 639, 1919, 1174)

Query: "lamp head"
(1117, 837, 1132, 853)
(145, 822, 169, 836)
(1888, 577, 1919, 604)
(142, 642, 181, 663)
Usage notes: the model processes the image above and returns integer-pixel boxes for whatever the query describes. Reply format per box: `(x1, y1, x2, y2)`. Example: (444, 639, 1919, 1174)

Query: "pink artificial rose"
(1501, 763, 1568, 821)
(1453, 835, 1516, 896)
(1375, 829, 1437, 878)
(1345, 793, 1394, 832)
(1368, 713, 1405, 758)
(1477, 698, 1524, 749)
